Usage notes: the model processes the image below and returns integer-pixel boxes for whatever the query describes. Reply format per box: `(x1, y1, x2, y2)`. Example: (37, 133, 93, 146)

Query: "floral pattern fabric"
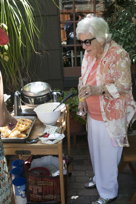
(0, 140, 12, 204)
(0, 26, 12, 203)
(80, 40, 136, 147)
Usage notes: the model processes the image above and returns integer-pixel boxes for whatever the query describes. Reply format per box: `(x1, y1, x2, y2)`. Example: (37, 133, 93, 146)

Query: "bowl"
(22, 81, 52, 97)
(34, 102, 63, 125)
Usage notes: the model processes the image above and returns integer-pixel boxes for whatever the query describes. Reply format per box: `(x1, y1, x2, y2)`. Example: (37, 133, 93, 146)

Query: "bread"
(8, 130, 20, 138)
(0, 126, 11, 138)
(16, 133, 26, 138)
(0, 118, 32, 138)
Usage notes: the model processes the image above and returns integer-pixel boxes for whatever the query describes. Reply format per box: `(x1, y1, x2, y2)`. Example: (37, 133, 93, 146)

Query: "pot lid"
(21, 81, 52, 97)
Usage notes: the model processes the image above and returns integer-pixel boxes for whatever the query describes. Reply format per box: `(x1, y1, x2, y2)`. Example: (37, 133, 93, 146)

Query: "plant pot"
(69, 114, 86, 135)
(69, 114, 86, 145)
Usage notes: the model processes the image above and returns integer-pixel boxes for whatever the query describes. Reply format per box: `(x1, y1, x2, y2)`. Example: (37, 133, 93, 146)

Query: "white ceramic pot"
(34, 102, 63, 125)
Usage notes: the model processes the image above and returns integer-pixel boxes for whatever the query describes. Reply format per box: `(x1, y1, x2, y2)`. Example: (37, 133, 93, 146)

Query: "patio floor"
(65, 134, 136, 204)
(7, 133, 136, 204)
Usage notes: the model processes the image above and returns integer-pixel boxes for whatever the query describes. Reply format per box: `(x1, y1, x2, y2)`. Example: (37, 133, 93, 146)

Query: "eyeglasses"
(79, 38, 96, 46)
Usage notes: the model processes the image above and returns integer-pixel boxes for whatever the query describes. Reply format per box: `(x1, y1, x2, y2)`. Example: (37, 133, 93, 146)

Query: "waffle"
(0, 118, 32, 138)
(15, 118, 32, 132)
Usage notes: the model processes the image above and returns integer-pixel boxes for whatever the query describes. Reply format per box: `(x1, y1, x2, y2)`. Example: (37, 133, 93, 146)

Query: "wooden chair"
(119, 135, 136, 176)
(119, 134, 136, 202)
(119, 113, 136, 175)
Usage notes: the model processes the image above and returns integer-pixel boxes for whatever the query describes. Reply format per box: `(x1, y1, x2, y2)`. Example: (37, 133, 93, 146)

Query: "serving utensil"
(53, 92, 77, 112)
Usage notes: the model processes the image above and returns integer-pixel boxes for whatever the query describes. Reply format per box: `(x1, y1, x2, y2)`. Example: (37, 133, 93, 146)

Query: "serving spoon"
(53, 92, 77, 112)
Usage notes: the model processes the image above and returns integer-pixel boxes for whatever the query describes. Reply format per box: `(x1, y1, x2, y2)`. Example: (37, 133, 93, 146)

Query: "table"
(3, 105, 70, 204)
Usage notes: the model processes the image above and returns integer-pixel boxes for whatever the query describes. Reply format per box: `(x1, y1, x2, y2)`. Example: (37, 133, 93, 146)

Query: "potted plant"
(0, 0, 39, 92)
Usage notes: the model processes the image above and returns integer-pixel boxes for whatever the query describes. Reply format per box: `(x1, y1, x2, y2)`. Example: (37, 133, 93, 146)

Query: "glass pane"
(60, 0, 94, 12)
(75, 0, 94, 13)
(95, 1, 105, 15)
(59, 0, 103, 68)
(60, 0, 106, 15)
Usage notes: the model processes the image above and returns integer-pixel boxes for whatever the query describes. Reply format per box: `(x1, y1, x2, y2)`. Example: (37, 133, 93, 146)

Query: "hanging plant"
(0, 0, 39, 92)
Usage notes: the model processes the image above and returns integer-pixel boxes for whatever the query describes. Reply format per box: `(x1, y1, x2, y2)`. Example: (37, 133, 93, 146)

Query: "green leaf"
(107, 0, 136, 64)
(0, 0, 40, 91)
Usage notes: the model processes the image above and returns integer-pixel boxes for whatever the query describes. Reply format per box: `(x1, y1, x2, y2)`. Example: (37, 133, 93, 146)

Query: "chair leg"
(118, 161, 128, 172)
(130, 191, 136, 202)
(128, 163, 136, 178)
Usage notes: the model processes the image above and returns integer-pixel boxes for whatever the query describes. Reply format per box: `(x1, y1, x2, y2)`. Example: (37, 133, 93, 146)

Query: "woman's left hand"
(79, 84, 104, 99)
(79, 85, 93, 99)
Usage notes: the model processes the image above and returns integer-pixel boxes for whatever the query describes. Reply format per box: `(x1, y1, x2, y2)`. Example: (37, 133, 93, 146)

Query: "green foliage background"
(0, 0, 39, 92)
(106, 0, 136, 63)
(58, 88, 86, 125)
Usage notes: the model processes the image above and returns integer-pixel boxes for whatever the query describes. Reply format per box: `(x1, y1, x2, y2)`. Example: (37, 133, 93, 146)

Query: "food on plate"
(16, 133, 26, 138)
(0, 118, 32, 138)
(0, 126, 11, 138)
(8, 130, 20, 138)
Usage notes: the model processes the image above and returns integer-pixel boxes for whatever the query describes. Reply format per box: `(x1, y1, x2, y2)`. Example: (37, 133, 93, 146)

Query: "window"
(59, 0, 105, 87)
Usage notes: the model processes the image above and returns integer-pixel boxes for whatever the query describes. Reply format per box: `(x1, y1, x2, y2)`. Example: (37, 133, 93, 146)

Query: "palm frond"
(0, 0, 40, 91)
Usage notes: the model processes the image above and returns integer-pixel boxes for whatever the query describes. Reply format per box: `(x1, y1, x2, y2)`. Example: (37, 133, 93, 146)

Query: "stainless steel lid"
(21, 81, 52, 97)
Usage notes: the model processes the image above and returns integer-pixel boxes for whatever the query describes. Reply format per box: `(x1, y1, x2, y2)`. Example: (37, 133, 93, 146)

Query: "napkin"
(43, 125, 61, 134)
(39, 133, 65, 144)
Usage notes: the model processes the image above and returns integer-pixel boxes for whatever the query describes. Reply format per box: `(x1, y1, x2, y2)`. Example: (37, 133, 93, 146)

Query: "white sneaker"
(84, 177, 96, 188)
(92, 197, 117, 204)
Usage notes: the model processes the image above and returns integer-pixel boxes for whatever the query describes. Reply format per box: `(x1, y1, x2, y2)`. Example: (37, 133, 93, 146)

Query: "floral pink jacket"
(80, 40, 136, 147)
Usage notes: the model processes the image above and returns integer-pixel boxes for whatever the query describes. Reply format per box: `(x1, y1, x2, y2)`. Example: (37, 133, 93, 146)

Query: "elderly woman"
(0, 27, 16, 204)
(76, 15, 136, 204)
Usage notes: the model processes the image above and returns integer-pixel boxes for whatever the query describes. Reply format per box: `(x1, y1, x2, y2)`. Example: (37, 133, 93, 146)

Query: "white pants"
(87, 116, 123, 199)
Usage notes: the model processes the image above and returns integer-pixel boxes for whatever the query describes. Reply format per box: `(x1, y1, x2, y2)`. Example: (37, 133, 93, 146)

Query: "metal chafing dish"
(14, 81, 62, 116)
(21, 81, 52, 105)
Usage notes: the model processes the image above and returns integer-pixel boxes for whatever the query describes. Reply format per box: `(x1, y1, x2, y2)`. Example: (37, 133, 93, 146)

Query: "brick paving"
(65, 135, 136, 204)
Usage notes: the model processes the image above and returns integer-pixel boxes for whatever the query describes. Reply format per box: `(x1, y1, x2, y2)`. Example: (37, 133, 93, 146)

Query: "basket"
(27, 167, 60, 203)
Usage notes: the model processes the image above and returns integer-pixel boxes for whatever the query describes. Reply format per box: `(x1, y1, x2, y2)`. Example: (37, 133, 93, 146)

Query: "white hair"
(76, 14, 111, 43)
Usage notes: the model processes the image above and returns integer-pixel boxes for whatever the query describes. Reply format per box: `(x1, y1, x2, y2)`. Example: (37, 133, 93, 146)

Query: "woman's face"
(79, 33, 104, 59)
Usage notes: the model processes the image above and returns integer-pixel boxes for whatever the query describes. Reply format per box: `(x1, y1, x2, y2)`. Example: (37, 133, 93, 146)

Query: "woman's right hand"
(0, 103, 17, 129)
(7, 115, 17, 130)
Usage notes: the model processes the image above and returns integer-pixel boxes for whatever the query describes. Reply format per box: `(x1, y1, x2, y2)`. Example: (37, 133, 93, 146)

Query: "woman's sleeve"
(104, 50, 132, 99)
